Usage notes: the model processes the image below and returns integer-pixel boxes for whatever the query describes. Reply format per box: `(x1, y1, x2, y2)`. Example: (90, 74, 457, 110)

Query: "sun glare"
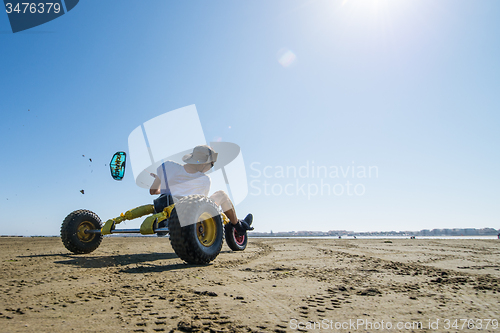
(319, 0, 418, 47)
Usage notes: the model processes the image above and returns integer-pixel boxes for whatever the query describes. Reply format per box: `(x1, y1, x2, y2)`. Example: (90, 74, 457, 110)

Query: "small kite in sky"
(110, 152, 126, 181)
(80, 190, 85, 194)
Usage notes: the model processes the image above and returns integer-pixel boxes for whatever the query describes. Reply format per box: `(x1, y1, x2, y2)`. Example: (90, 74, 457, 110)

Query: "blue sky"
(1, 0, 499, 236)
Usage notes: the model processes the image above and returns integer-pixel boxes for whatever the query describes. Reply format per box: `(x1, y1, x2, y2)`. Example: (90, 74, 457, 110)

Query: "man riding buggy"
(60, 145, 253, 265)
(149, 145, 254, 237)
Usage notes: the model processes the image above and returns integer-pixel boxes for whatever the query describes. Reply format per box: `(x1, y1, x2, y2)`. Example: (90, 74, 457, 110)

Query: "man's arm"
(150, 173, 161, 195)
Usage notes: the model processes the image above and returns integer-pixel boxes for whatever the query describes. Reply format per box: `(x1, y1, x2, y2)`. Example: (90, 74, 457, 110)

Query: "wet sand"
(0, 237, 499, 332)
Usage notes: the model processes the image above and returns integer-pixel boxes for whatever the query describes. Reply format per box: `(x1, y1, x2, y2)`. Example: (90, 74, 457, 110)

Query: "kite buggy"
(60, 194, 248, 265)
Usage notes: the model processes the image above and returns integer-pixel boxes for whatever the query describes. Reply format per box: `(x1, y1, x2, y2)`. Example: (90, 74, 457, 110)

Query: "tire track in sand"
(218, 239, 297, 331)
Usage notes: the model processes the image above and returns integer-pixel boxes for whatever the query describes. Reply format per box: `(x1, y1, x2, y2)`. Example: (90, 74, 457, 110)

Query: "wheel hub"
(196, 213, 217, 247)
(233, 228, 245, 245)
(77, 221, 96, 243)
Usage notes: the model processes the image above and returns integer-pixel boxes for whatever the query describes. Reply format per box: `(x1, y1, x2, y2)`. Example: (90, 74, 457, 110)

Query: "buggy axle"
(85, 227, 169, 235)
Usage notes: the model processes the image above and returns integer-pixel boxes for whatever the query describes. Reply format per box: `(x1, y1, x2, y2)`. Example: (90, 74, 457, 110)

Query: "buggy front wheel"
(224, 224, 247, 251)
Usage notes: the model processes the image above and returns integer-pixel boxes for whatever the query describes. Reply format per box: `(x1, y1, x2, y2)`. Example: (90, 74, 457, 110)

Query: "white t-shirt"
(157, 161, 211, 197)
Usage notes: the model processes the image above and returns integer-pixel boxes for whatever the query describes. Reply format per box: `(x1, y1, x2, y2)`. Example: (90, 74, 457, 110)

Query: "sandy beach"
(0, 237, 499, 332)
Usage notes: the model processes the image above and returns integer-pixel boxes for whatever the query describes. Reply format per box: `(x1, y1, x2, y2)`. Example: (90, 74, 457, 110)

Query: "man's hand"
(150, 173, 161, 195)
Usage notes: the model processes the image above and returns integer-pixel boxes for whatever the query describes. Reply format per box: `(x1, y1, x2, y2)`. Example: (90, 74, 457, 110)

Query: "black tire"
(61, 210, 103, 254)
(168, 195, 224, 265)
(224, 223, 248, 251)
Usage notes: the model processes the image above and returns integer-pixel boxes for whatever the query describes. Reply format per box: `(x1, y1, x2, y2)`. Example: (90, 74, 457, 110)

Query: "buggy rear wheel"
(168, 195, 223, 264)
(61, 210, 103, 254)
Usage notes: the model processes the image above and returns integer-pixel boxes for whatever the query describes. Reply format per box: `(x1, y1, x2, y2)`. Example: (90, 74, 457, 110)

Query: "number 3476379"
(5, 3, 61, 14)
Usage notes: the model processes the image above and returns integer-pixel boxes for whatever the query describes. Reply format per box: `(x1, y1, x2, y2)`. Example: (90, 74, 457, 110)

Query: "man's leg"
(209, 191, 238, 225)
(210, 191, 253, 233)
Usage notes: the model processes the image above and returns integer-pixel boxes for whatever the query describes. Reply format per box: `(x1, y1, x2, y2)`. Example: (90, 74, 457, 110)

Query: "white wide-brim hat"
(182, 145, 218, 165)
